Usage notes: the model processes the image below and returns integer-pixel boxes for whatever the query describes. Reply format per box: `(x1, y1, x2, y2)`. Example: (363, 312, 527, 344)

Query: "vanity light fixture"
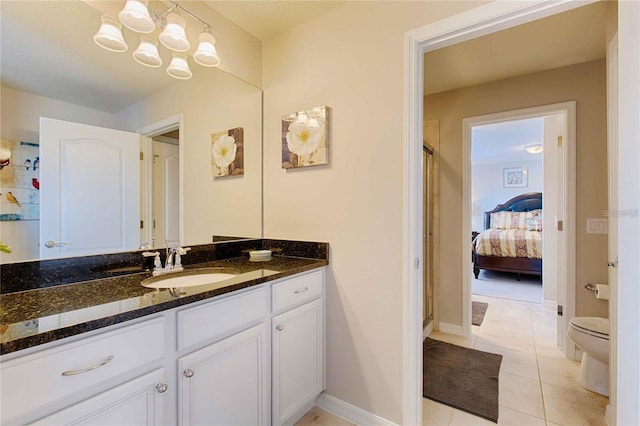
(93, 0, 221, 80)
(525, 144, 544, 154)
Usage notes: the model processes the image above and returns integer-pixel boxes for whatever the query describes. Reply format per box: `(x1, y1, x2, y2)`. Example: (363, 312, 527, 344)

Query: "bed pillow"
(526, 217, 543, 231)
(490, 210, 541, 230)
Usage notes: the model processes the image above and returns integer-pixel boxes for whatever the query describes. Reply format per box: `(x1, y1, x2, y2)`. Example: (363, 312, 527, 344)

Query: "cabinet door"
(272, 298, 324, 425)
(30, 369, 166, 425)
(178, 323, 268, 426)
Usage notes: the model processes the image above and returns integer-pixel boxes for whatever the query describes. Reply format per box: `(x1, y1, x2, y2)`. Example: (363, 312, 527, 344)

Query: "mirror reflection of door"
(145, 129, 179, 249)
(39, 117, 141, 259)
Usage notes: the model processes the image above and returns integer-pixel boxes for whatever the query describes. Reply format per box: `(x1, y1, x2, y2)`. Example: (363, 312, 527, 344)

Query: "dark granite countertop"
(0, 255, 327, 355)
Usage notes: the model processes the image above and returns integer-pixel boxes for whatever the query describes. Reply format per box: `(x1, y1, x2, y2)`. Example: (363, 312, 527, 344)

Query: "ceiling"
(204, 1, 343, 40)
(471, 117, 544, 166)
(424, 1, 608, 95)
(1, 1, 609, 113)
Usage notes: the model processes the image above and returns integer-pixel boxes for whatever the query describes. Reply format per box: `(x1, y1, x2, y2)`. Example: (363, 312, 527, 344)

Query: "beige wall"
(425, 60, 609, 326)
(0, 86, 116, 262)
(262, 1, 486, 422)
(115, 69, 263, 245)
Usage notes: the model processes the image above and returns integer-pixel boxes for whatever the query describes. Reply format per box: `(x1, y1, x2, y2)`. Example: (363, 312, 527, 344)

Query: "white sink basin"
(141, 268, 237, 289)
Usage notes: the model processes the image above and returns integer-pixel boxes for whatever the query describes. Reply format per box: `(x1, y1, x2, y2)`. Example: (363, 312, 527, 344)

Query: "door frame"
(403, 1, 598, 424)
(461, 103, 576, 356)
(137, 114, 184, 248)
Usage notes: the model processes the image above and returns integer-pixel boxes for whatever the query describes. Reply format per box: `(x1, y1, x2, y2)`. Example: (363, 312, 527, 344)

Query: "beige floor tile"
(534, 337, 565, 360)
(449, 409, 495, 426)
(294, 406, 355, 426)
(481, 317, 533, 336)
(532, 322, 556, 341)
(499, 372, 545, 418)
(537, 356, 585, 393)
(529, 306, 557, 325)
(542, 383, 608, 426)
(430, 330, 476, 348)
(497, 406, 546, 426)
(422, 398, 453, 426)
(475, 342, 539, 380)
(476, 328, 536, 354)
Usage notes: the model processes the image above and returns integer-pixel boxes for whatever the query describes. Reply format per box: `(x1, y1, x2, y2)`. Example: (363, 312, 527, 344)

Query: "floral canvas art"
(211, 127, 244, 178)
(282, 105, 329, 169)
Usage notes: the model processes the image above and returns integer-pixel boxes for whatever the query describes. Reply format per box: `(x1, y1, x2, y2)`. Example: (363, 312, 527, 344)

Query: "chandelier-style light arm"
(167, 1, 210, 30)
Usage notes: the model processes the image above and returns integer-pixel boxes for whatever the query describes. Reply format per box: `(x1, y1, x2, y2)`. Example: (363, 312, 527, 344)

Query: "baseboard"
(423, 320, 434, 340)
(315, 393, 399, 426)
(543, 299, 556, 310)
(605, 404, 613, 425)
(437, 322, 464, 336)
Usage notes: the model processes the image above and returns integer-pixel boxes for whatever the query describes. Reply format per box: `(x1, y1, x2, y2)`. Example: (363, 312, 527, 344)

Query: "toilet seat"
(570, 317, 609, 340)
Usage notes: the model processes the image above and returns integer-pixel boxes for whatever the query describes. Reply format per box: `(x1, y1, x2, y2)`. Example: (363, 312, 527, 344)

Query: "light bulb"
(93, 15, 128, 52)
(193, 32, 220, 67)
(166, 53, 192, 79)
(133, 36, 162, 67)
(159, 12, 190, 52)
(119, 0, 155, 33)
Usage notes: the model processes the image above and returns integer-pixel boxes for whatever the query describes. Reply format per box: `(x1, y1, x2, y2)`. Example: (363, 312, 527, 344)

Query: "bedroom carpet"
(472, 269, 542, 303)
(423, 338, 503, 423)
(472, 301, 488, 326)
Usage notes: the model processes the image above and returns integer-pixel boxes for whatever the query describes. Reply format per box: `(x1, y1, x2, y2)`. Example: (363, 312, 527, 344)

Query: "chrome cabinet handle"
(276, 324, 284, 331)
(61, 355, 114, 376)
(44, 240, 71, 249)
(183, 368, 194, 378)
(294, 286, 309, 294)
(156, 383, 168, 393)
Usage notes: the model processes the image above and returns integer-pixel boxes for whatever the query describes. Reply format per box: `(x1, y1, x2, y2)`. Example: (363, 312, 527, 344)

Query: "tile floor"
(296, 294, 609, 426)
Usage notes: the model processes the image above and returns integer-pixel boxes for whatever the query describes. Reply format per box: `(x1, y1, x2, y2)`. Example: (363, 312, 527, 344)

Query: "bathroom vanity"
(0, 241, 327, 426)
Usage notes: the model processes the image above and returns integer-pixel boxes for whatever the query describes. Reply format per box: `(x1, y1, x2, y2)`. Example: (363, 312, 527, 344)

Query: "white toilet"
(567, 316, 610, 396)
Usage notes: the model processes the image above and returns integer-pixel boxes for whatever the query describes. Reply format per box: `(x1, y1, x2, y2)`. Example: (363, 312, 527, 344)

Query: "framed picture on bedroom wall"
(503, 166, 528, 188)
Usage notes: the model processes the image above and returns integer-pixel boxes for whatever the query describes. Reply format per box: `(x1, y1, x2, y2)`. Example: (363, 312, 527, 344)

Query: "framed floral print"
(282, 105, 329, 169)
(211, 127, 244, 178)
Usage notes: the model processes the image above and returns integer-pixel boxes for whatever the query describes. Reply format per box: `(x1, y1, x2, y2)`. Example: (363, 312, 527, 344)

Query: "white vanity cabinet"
(0, 317, 166, 425)
(271, 270, 325, 425)
(176, 287, 270, 425)
(1, 267, 325, 426)
(30, 368, 167, 425)
(178, 324, 269, 425)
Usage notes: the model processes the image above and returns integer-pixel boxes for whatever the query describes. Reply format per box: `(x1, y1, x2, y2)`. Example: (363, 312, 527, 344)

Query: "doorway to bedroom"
(470, 116, 545, 304)
(463, 102, 574, 353)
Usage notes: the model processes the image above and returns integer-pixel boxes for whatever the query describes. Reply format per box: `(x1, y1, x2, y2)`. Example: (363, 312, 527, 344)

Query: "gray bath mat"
(472, 301, 489, 326)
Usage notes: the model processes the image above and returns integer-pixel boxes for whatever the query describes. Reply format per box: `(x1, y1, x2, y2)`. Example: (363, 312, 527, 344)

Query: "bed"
(472, 192, 543, 280)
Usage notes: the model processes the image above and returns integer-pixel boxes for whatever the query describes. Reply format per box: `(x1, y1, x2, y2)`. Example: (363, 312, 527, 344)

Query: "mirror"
(0, 0, 262, 263)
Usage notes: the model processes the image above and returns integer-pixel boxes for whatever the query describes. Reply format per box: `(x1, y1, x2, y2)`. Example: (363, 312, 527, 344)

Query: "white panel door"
(39, 117, 140, 258)
(152, 140, 179, 246)
(178, 323, 268, 426)
(272, 299, 324, 425)
(30, 369, 167, 425)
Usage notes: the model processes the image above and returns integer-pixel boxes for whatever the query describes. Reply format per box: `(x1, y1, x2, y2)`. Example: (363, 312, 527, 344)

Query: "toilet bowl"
(567, 317, 610, 396)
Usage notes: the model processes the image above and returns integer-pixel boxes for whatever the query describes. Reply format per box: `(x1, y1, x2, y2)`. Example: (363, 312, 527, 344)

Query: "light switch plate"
(586, 218, 608, 234)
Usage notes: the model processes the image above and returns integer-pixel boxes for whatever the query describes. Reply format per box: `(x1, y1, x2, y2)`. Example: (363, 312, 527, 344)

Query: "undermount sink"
(141, 268, 237, 289)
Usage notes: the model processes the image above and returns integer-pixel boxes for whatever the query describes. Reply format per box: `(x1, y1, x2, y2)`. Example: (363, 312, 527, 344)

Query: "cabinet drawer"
(178, 287, 268, 350)
(1, 317, 165, 424)
(272, 270, 323, 313)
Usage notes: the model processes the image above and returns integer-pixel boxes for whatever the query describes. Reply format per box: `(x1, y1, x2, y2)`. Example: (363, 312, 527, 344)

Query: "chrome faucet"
(148, 245, 190, 276)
